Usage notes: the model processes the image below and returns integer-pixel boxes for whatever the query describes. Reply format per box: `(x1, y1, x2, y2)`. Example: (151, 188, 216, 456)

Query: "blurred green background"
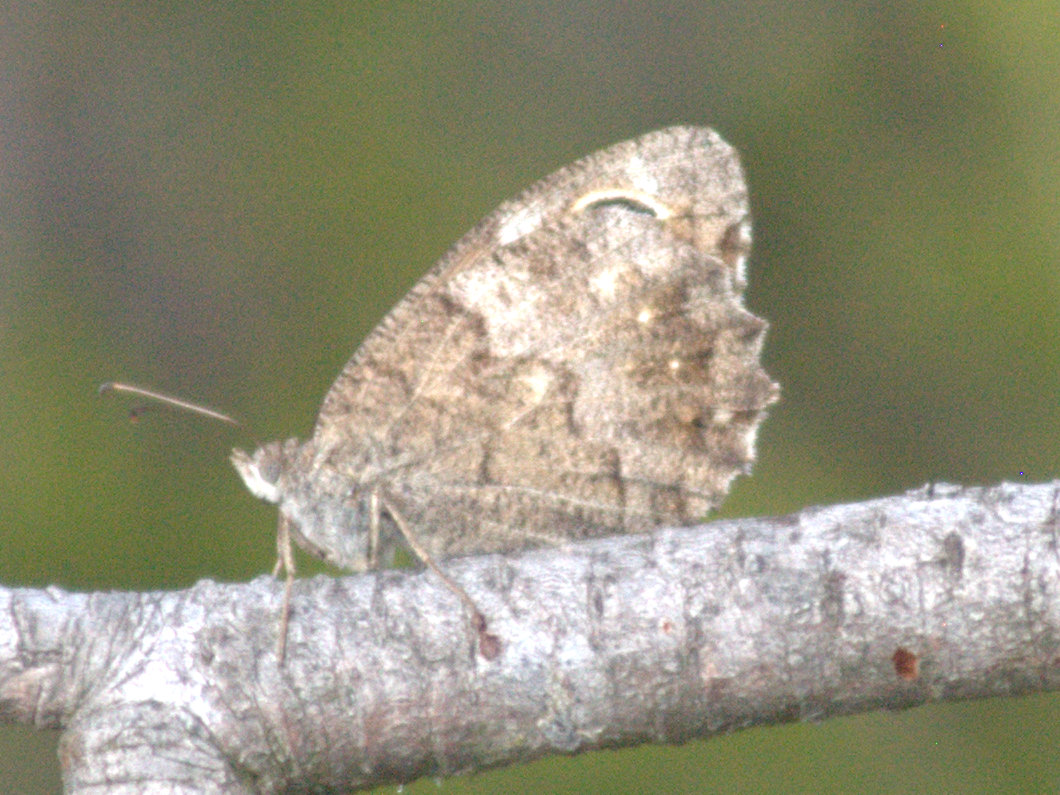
(2, 2, 1058, 792)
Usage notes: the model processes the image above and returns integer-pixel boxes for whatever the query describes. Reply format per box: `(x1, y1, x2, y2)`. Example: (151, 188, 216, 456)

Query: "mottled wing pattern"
(310, 126, 778, 558)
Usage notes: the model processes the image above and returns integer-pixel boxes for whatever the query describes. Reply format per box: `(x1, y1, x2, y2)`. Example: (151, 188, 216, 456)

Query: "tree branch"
(3, 481, 1060, 793)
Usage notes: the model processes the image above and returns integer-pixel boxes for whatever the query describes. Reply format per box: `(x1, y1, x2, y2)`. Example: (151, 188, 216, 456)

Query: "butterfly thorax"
(231, 438, 396, 572)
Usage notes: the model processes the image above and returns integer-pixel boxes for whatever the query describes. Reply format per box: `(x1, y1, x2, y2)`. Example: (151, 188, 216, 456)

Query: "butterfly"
(169, 126, 775, 660)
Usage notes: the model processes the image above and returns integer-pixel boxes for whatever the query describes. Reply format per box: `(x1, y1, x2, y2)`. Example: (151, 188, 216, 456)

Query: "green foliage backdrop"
(2, 3, 1058, 792)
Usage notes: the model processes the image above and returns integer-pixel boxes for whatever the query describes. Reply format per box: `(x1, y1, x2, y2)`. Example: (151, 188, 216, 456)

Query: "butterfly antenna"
(99, 381, 243, 429)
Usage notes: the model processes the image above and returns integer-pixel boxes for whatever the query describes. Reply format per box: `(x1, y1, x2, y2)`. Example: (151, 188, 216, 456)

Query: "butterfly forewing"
(292, 127, 778, 561)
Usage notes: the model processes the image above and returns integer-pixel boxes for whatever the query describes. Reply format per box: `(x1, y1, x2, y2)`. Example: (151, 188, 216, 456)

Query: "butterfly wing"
(305, 126, 778, 560)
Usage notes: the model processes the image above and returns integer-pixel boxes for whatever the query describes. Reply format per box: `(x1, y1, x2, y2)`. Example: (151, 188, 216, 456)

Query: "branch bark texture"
(3, 481, 1060, 792)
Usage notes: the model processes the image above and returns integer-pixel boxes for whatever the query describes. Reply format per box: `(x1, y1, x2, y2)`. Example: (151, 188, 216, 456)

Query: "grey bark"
(2, 480, 1060, 793)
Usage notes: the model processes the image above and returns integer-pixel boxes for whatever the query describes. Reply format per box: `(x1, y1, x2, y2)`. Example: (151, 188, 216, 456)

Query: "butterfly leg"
(273, 512, 296, 663)
(368, 490, 381, 570)
(379, 492, 501, 660)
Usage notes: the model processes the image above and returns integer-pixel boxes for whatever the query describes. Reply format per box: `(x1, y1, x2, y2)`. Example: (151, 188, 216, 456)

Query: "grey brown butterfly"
(227, 126, 779, 659)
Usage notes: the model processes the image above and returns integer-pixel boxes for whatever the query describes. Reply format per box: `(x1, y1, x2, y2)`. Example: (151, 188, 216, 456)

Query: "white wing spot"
(520, 368, 552, 404)
(496, 205, 545, 246)
(590, 265, 622, 300)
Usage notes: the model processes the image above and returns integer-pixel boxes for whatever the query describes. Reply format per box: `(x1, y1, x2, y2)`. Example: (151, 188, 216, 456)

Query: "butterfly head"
(230, 439, 302, 505)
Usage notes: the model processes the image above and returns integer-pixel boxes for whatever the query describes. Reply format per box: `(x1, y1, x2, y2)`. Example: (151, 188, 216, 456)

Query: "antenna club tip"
(98, 382, 115, 396)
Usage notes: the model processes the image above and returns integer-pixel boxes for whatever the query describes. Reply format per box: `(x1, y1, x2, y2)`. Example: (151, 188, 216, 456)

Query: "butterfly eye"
(259, 457, 282, 485)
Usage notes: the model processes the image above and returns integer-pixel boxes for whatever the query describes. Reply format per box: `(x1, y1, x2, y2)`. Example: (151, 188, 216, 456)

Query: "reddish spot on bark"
(473, 613, 501, 660)
(478, 631, 502, 660)
(661, 619, 674, 634)
(892, 647, 919, 680)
